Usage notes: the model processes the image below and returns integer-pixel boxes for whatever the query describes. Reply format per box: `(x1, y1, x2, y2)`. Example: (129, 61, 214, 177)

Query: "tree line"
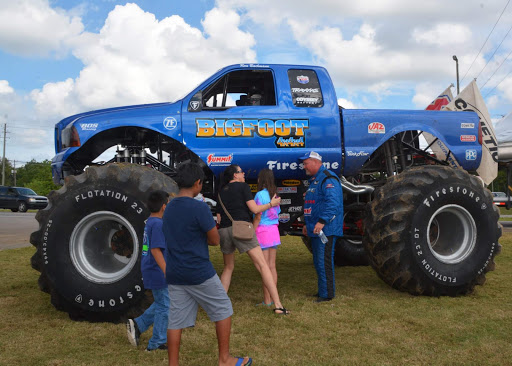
(1, 158, 60, 196)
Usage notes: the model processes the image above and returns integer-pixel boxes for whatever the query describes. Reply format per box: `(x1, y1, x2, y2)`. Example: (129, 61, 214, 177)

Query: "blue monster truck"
(30, 64, 501, 322)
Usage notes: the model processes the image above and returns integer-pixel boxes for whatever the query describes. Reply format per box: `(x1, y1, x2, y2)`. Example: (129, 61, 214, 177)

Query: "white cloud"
(0, 0, 83, 57)
(337, 98, 358, 109)
(0, 80, 14, 94)
(31, 3, 257, 117)
(413, 24, 471, 46)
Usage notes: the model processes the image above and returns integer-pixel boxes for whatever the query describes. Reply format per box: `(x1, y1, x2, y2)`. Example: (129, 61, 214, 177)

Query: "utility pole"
(13, 159, 16, 186)
(452, 55, 460, 95)
(2, 123, 6, 186)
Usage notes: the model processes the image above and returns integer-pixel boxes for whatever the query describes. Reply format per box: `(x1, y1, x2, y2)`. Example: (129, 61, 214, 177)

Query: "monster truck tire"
(30, 163, 178, 322)
(364, 166, 501, 296)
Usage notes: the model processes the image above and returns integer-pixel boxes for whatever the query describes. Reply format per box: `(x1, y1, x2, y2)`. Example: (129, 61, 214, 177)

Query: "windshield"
(17, 188, 37, 196)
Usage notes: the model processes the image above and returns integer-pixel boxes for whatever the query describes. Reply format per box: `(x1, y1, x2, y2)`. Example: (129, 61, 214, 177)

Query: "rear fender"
(342, 109, 482, 176)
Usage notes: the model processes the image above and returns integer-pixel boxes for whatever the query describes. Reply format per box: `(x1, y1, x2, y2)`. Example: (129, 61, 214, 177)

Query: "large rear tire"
(364, 166, 501, 296)
(30, 163, 178, 322)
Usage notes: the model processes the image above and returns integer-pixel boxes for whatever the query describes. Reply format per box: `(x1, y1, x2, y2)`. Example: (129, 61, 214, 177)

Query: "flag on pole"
(423, 85, 461, 169)
(443, 80, 498, 185)
(426, 85, 454, 111)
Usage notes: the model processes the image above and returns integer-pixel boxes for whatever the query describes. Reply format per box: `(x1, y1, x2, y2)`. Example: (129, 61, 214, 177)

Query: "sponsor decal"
(460, 135, 476, 142)
(80, 123, 98, 131)
(346, 150, 370, 157)
(461, 123, 475, 129)
(282, 179, 301, 186)
(277, 187, 298, 194)
(303, 208, 312, 215)
(249, 184, 258, 192)
(190, 101, 200, 110)
(303, 180, 310, 187)
(305, 200, 315, 204)
(267, 161, 339, 171)
(325, 183, 335, 189)
(368, 122, 385, 134)
(239, 63, 269, 68)
(297, 75, 309, 84)
(196, 118, 309, 148)
(296, 97, 319, 104)
(206, 153, 233, 166)
(292, 88, 319, 93)
(280, 198, 292, 205)
(278, 213, 291, 223)
(466, 149, 477, 160)
(163, 116, 178, 130)
(287, 206, 302, 213)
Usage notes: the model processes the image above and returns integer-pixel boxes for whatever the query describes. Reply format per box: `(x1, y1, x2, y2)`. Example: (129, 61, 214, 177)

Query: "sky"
(1, 0, 512, 165)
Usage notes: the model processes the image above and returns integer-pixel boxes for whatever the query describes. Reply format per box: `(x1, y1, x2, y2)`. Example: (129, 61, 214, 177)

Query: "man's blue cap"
(298, 151, 322, 161)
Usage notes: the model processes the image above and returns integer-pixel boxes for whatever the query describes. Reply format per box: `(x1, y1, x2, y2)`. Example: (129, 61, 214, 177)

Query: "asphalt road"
(0, 212, 39, 250)
(1, 212, 511, 251)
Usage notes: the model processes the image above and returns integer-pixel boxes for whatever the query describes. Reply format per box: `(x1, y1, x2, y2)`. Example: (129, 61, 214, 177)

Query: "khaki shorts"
(219, 226, 260, 254)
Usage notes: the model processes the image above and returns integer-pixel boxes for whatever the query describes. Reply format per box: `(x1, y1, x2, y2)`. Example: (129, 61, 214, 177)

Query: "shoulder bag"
(218, 194, 254, 240)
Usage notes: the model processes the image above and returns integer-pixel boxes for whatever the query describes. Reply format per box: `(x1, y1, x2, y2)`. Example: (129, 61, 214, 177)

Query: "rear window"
(288, 69, 323, 108)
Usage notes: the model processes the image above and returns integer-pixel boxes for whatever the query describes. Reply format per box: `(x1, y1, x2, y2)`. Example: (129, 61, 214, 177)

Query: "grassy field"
(1, 234, 510, 366)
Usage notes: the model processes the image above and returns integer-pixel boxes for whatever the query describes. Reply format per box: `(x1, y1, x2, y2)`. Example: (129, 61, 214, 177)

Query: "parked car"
(492, 191, 512, 208)
(0, 186, 49, 212)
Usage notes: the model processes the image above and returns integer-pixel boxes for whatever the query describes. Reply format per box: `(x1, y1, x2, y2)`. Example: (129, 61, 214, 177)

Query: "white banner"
(444, 80, 498, 185)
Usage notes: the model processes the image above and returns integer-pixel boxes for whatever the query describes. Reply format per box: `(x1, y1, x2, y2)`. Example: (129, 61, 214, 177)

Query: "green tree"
(1, 157, 13, 186)
(490, 168, 508, 193)
(15, 160, 59, 196)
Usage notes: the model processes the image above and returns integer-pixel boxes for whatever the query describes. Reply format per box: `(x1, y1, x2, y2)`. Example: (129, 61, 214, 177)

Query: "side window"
(202, 69, 276, 110)
(7, 188, 16, 196)
(288, 69, 323, 108)
(0, 187, 7, 195)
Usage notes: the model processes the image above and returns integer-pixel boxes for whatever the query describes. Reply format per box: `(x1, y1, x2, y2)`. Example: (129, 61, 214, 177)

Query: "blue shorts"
(167, 274, 233, 330)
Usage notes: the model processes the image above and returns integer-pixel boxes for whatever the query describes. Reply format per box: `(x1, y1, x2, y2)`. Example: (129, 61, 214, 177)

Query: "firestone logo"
(207, 154, 233, 166)
(368, 122, 385, 134)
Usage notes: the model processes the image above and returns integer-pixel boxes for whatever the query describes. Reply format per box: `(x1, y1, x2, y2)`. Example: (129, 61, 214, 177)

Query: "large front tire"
(30, 163, 178, 322)
(364, 166, 501, 296)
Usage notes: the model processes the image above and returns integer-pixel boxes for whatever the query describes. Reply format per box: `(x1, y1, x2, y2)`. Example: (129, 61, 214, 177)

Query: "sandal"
(235, 356, 253, 366)
(273, 307, 290, 315)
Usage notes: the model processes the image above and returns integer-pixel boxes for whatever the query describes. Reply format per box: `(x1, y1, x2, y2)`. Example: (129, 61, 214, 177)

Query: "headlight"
(28, 198, 36, 202)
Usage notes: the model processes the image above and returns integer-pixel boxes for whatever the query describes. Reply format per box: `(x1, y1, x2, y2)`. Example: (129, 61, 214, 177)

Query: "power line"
(475, 22, 512, 80)
(461, 0, 511, 83)
(484, 68, 512, 97)
(480, 48, 512, 88)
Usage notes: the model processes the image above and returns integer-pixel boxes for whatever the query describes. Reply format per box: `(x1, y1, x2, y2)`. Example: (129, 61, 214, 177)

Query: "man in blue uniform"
(300, 151, 343, 302)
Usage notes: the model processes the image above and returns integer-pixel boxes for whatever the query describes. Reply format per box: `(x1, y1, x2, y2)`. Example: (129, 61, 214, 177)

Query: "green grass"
(1, 235, 511, 366)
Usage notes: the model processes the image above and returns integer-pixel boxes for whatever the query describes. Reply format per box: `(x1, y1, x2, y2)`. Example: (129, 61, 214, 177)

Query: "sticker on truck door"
(196, 118, 309, 148)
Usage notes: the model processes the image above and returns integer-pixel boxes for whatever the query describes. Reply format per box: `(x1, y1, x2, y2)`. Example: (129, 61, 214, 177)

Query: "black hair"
(220, 164, 240, 189)
(147, 190, 169, 213)
(257, 168, 277, 198)
(175, 162, 204, 189)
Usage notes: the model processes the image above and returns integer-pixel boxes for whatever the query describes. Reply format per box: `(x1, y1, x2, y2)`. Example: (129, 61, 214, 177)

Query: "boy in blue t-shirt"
(127, 190, 170, 351)
(163, 163, 252, 366)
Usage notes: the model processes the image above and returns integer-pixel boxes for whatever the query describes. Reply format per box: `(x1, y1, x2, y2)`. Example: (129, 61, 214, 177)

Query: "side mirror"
(188, 91, 203, 112)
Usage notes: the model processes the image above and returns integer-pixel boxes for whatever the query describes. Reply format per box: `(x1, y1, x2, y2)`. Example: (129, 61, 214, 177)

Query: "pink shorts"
(255, 225, 281, 249)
